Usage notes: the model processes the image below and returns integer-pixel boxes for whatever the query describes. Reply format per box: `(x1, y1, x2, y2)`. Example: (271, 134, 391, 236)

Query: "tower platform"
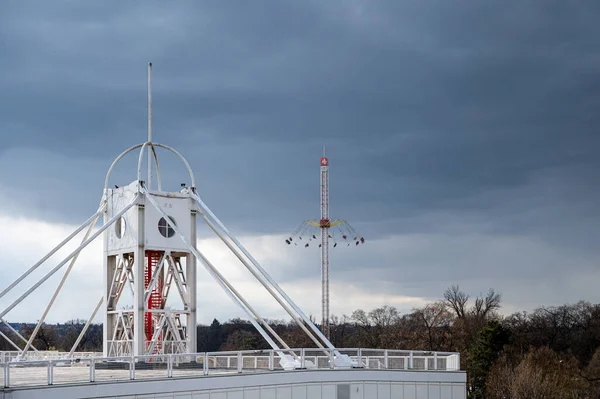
(1, 348, 465, 399)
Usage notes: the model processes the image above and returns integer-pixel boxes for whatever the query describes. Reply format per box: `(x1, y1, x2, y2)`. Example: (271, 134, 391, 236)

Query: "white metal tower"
(103, 62, 197, 357)
(0, 63, 354, 369)
(319, 151, 330, 339)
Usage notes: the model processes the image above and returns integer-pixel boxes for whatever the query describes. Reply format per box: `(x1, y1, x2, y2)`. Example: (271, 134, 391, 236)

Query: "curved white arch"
(136, 142, 151, 184)
(104, 143, 143, 189)
(153, 143, 196, 188)
(104, 143, 163, 191)
(106, 141, 196, 190)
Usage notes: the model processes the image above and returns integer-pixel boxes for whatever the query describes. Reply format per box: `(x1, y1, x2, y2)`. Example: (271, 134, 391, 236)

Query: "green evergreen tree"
(206, 319, 224, 352)
(468, 320, 511, 399)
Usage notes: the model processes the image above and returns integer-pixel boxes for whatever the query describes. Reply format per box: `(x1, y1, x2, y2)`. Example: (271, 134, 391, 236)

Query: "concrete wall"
(4, 370, 466, 399)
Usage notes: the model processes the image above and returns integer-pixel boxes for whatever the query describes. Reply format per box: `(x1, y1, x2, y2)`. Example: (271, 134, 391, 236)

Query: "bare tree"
(369, 305, 399, 328)
(444, 285, 469, 319)
(488, 347, 585, 399)
(350, 309, 369, 326)
(486, 354, 515, 399)
(330, 314, 350, 347)
(220, 330, 259, 351)
(412, 302, 454, 351)
(581, 347, 600, 397)
(473, 289, 501, 320)
(348, 306, 400, 348)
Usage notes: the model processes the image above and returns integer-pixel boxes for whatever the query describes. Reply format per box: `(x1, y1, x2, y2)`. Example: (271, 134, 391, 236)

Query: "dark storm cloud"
(0, 0, 599, 247)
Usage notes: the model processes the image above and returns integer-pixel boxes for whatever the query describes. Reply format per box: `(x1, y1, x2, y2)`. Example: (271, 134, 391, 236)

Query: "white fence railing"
(0, 351, 102, 363)
(0, 348, 461, 389)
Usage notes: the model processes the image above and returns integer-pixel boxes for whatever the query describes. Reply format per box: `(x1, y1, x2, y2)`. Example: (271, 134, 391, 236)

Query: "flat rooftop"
(1, 348, 461, 390)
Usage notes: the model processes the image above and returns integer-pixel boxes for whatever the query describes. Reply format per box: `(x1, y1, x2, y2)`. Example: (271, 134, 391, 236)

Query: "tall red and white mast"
(319, 147, 330, 338)
(287, 148, 365, 340)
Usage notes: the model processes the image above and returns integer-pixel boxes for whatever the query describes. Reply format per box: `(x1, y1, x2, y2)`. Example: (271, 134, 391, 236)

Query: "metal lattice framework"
(0, 63, 353, 370)
(286, 151, 364, 339)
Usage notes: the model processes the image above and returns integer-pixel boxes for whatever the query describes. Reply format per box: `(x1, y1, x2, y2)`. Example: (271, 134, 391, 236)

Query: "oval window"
(115, 216, 126, 239)
(158, 216, 177, 238)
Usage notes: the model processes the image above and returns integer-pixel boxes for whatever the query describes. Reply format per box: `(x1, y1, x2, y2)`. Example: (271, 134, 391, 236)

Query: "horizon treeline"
(1, 285, 599, 398)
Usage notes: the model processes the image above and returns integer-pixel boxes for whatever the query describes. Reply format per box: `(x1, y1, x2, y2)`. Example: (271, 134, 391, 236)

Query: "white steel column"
(186, 209, 197, 353)
(133, 199, 146, 356)
(103, 256, 116, 357)
(103, 190, 109, 357)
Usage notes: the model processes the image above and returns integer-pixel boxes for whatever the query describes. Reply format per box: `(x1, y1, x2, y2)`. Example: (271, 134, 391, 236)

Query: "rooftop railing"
(0, 351, 102, 363)
(1, 348, 461, 389)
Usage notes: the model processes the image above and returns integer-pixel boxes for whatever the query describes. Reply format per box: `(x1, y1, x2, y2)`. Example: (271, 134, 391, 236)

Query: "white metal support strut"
(22, 202, 104, 356)
(68, 297, 104, 357)
(0, 204, 106, 301)
(191, 194, 326, 350)
(191, 192, 342, 353)
(192, 191, 351, 367)
(0, 319, 39, 352)
(0, 330, 21, 351)
(0, 196, 138, 320)
(141, 187, 293, 364)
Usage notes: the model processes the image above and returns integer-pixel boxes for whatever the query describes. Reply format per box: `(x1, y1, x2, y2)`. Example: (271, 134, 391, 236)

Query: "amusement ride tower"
(319, 151, 331, 341)
(287, 150, 364, 339)
(102, 63, 198, 356)
(0, 63, 354, 368)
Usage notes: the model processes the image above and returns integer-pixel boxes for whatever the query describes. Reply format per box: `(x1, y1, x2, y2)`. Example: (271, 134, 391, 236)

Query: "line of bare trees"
(195, 286, 600, 398)
(0, 319, 102, 353)
(1, 286, 599, 398)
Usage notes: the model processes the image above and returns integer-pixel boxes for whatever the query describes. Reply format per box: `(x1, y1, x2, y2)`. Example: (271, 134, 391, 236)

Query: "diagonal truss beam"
(23, 201, 105, 355)
(165, 254, 187, 305)
(0, 195, 139, 321)
(191, 191, 340, 353)
(1, 319, 39, 352)
(0, 202, 107, 301)
(144, 252, 167, 304)
(107, 254, 134, 309)
(0, 330, 22, 351)
(68, 296, 103, 357)
(142, 187, 289, 357)
(192, 193, 326, 350)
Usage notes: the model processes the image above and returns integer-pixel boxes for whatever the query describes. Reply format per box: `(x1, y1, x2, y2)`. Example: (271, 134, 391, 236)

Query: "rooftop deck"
(1, 348, 460, 390)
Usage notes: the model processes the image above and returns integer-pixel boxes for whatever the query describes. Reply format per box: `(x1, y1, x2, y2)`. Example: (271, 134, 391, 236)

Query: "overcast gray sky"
(0, 0, 598, 324)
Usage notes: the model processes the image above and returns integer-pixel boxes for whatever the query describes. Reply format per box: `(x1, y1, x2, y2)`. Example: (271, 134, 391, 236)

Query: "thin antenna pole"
(147, 62, 153, 189)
